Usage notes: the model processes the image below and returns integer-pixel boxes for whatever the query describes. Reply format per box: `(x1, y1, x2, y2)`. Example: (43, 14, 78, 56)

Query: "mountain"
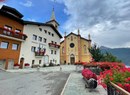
(100, 46, 130, 66)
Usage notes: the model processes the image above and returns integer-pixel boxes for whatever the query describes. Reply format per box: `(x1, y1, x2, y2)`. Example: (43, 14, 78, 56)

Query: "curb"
(60, 73, 71, 95)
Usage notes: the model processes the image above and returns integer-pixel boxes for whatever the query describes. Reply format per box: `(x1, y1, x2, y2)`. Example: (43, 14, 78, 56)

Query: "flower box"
(14, 64, 20, 69)
(24, 63, 30, 68)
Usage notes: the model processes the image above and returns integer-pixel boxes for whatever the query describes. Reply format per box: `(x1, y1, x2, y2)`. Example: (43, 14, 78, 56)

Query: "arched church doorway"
(70, 54, 75, 64)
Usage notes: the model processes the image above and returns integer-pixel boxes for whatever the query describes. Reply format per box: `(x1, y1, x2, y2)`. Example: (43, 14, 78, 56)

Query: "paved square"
(0, 65, 107, 95)
(0, 71, 69, 95)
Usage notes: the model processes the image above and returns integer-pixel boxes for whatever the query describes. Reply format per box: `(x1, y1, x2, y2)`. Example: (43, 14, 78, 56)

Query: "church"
(60, 30, 92, 64)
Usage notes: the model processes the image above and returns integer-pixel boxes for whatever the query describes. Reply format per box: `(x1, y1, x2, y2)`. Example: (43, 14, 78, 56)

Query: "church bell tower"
(46, 8, 59, 29)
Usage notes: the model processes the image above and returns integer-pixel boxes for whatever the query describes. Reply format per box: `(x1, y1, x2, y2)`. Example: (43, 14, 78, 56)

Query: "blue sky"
(0, 0, 68, 33)
(1, 0, 130, 48)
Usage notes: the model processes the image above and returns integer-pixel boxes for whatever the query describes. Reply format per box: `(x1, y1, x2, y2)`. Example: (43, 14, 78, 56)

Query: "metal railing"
(48, 43, 60, 48)
(35, 51, 45, 56)
(107, 82, 130, 95)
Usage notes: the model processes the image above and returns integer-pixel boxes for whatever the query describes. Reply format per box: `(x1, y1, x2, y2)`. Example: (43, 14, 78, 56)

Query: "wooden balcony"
(0, 27, 27, 41)
(35, 51, 45, 57)
(48, 43, 60, 49)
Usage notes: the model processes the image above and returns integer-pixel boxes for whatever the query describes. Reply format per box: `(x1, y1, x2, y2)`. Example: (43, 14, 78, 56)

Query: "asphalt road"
(0, 71, 70, 95)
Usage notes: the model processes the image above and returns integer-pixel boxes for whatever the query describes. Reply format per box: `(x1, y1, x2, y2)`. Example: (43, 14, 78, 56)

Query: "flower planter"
(24, 63, 30, 68)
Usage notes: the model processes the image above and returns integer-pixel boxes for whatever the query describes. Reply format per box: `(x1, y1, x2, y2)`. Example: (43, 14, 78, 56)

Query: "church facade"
(60, 30, 92, 64)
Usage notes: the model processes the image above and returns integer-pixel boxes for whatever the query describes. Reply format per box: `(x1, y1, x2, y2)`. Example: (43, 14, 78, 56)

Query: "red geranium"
(14, 64, 20, 66)
(24, 63, 30, 66)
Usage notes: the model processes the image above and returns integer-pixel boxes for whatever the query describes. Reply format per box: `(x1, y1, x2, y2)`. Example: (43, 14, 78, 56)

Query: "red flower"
(117, 83, 124, 89)
(110, 77, 114, 81)
(14, 64, 20, 66)
(24, 63, 30, 66)
(124, 83, 130, 92)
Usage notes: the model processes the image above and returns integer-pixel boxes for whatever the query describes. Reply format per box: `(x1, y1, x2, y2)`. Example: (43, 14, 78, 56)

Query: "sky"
(0, 0, 130, 48)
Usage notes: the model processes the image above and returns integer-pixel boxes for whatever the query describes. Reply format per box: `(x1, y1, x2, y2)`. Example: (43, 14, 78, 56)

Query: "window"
(43, 48, 46, 52)
(39, 28, 42, 31)
(37, 47, 41, 52)
(62, 47, 64, 53)
(55, 25, 57, 28)
(4, 25, 12, 30)
(15, 29, 21, 33)
(44, 30, 47, 33)
(0, 42, 9, 49)
(12, 44, 19, 50)
(44, 38, 47, 43)
(54, 51, 56, 54)
(31, 46, 36, 52)
(48, 32, 50, 35)
(84, 45, 87, 53)
(4, 25, 12, 35)
(39, 60, 41, 64)
(71, 36, 73, 41)
(33, 35, 37, 40)
(39, 36, 42, 42)
(32, 60, 35, 65)
(51, 50, 53, 54)
(52, 33, 54, 37)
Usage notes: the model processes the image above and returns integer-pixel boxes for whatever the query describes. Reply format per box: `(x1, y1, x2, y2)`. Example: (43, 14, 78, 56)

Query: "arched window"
(71, 36, 73, 41)
(62, 47, 64, 53)
(84, 45, 87, 53)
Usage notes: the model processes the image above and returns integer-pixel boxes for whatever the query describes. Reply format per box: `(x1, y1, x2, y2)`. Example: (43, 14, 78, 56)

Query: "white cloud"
(20, 0, 33, 7)
(56, 0, 130, 48)
(27, 18, 36, 22)
(0, 3, 6, 8)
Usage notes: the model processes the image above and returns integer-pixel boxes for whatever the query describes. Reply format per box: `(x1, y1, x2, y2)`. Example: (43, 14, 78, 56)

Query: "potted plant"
(14, 63, 20, 69)
(24, 63, 30, 68)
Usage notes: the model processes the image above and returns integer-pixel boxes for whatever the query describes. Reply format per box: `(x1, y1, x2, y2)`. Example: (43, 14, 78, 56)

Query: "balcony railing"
(48, 43, 60, 49)
(35, 51, 45, 56)
(107, 82, 130, 95)
(0, 27, 27, 41)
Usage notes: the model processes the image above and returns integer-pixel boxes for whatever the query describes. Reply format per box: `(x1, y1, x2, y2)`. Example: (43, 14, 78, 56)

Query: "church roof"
(60, 32, 91, 44)
(46, 19, 59, 25)
(24, 21, 62, 38)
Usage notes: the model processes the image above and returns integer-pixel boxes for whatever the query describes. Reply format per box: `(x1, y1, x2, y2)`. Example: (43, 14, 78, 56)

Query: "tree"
(89, 44, 104, 62)
(101, 52, 122, 62)
(89, 44, 122, 62)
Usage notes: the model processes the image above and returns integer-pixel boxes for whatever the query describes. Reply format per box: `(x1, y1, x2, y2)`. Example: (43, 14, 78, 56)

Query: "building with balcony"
(19, 8, 62, 67)
(60, 31, 92, 64)
(0, 5, 27, 69)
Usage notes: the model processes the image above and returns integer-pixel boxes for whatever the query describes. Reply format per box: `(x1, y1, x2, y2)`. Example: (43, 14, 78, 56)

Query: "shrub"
(43, 64, 46, 67)
(49, 63, 54, 66)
